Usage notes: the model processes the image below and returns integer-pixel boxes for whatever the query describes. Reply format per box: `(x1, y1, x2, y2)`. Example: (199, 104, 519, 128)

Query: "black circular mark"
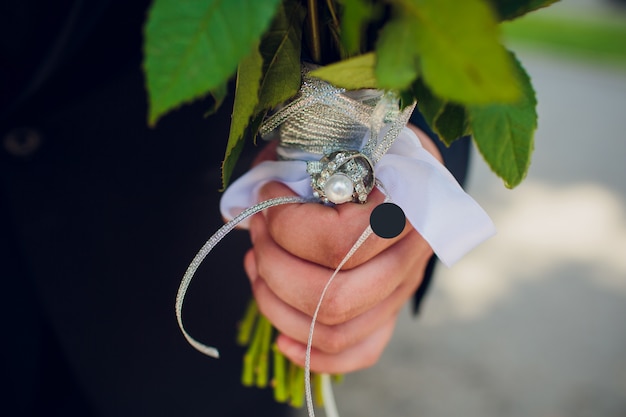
(370, 203, 406, 239)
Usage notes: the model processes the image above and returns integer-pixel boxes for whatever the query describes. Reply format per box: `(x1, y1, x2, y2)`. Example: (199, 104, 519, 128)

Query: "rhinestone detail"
(308, 150, 374, 204)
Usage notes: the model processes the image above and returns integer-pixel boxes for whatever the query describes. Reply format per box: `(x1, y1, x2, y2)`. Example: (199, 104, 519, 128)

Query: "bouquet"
(143, 0, 557, 415)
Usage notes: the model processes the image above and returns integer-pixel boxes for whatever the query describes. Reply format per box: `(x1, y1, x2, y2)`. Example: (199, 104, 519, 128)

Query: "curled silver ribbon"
(175, 196, 312, 358)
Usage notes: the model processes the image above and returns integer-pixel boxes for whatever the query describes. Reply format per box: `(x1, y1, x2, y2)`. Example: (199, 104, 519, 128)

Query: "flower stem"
(321, 373, 340, 417)
(325, 0, 340, 29)
(289, 361, 306, 408)
(306, 0, 322, 63)
(236, 298, 258, 346)
(241, 308, 265, 386)
(272, 343, 289, 403)
(313, 373, 325, 407)
(242, 351, 255, 387)
(255, 315, 273, 388)
(238, 299, 342, 409)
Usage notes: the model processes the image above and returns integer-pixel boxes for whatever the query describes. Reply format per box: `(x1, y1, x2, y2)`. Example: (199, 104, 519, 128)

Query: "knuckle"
(255, 258, 270, 281)
(362, 349, 382, 369)
(318, 326, 349, 354)
(317, 293, 351, 326)
(324, 228, 370, 269)
(360, 342, 385, 370)
(266, 215, 282, 241)
(340, 255, 361, 271)
(250, 281, 268, 310)
(324, 241, 352, 269)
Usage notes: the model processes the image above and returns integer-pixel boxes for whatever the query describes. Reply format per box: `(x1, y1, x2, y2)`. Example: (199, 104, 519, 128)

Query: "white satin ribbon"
(220, 127, 495, 266)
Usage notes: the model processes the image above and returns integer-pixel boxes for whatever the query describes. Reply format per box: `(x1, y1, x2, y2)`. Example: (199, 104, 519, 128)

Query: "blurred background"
(307, 1, 626, 416)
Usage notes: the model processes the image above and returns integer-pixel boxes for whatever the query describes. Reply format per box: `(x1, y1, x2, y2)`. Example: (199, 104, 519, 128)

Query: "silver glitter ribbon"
(261, 64, 414, 205)
(263, 64, 415, 169)
(175, 196, 312, 359)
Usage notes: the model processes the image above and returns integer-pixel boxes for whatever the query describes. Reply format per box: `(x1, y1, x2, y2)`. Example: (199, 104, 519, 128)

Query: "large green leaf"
(434, 103, 468, 146)
(414, 77, 445, 128)
(144, 0, 281, 126)
(469, 52, 537, 188)
(491, 0, 560, 21)
(338, 0, 377, 55)
(389, 0, 519, 104)
(309, 53, 378, 89)
(220, 0, 305, 188)
(414, 78, 468, 146)
(374, 16, 420, 89)
(256, 0, 305, 112)
(221, 46, 263, 189)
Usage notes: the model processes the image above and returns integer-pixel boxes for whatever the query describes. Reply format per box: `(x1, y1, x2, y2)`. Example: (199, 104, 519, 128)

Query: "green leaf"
(392, 0, 520, 104)
(204, 83, 228, 117)
(491, 0, 560, 21)
(309, 53, 378, 89)
(221, 0, 304, 188)
(414, 78, 445, 128)
(221, 113, 265, 189)
(256, 0, 306, 112)
(338, 0, 376, 55)
(221, 46, 263, 189)
(398, 87, 418, 110)
(469, 52, 537, 188)
(434, 103, 467, 146)
(374, 16, 420, 90)
(144, 0, 282, 126)
(414, 78, 468, 146)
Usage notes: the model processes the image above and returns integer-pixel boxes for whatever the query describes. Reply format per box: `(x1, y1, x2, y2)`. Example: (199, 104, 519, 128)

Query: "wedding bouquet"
(143, 0, 557, 415)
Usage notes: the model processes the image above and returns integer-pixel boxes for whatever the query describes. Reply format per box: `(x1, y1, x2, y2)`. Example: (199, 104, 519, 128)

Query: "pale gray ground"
(298, 2, 626, 416)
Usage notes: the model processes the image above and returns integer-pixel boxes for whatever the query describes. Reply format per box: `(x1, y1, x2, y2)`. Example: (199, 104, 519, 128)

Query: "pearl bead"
(324, 173, 354, 204)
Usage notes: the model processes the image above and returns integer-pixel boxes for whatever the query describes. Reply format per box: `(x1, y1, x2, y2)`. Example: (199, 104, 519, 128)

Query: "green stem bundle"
(236, 298, 340, 408)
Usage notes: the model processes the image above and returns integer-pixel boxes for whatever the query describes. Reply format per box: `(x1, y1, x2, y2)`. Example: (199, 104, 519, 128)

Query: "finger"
(276, 315, 398, 374)
(243, 248, 257, 284)
(250, 213, 431, 325)
(250, 261, 425, 354)
(258, 181, 413, 269)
